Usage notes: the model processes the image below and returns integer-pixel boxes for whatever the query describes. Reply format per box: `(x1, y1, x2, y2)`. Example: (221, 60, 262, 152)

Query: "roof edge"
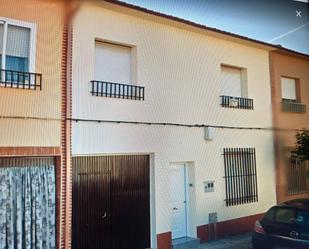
(103, 0, 309, 60)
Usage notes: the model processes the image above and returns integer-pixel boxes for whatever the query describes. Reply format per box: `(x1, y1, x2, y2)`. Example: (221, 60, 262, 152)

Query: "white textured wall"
(72, 2, 276, 238)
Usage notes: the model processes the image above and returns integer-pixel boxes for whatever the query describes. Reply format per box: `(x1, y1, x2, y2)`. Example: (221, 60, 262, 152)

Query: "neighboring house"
(70, 1, 282, 249)
(0, 0, 69, 248)
(269, 50, 309, 203)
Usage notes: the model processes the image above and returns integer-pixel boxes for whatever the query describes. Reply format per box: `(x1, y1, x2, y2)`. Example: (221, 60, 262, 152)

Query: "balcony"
(0, 69, 42, 90)
(91, 80, 145, 101)
(281, 99, 306, 113)
(220, 95, 254, 110)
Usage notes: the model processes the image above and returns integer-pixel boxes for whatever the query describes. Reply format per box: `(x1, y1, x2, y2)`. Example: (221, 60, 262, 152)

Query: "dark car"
(252, 199, 309, 249)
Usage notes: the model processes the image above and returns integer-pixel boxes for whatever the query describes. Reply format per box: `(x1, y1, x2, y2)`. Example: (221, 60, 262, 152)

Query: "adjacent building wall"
(0, 1, 68, 248)
(0, 0, 64, 147)
(270, 51, 309, 203)
(72, 2, 277, 247)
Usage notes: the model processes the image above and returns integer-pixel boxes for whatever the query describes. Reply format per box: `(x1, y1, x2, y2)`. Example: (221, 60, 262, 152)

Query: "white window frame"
(280, 76, 298, 102)
(0, 17, 36, 72)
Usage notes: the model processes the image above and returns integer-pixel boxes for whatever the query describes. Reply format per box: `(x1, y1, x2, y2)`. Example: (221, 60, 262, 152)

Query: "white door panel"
(171, 164, 187, 239)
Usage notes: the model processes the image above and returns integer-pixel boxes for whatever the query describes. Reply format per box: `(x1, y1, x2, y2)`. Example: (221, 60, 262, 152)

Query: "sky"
(121, 0, 309, 54)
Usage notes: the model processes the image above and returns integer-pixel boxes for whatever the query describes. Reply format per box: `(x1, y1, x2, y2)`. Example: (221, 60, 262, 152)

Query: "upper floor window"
(0, 18, 41, 90)
(221, 65, 243, 98)
(95, 41, 132, 85)
(220, 65, 253, 109)
(0, 23, 30, 72)
(91, 41, 144, 100)
(281, 77, 297, 102)
(281, 77, 306, 113)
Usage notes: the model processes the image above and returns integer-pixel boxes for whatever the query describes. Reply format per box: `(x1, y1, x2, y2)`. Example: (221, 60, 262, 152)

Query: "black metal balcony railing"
(0, 69, 42, 90)
(91, 80, 145, 101)
(220, 95, 254, 110)
(282, 99, 306, 113)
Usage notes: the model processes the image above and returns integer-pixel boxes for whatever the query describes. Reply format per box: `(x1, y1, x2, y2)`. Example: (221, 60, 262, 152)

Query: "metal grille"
(223, 148, 258, 206)
(91, 80, 145, 100)
(281, 101, 306, 113)
(220, 95, 254, 110)
(287, 161, 309, 195)
(0, 69, 42, 90)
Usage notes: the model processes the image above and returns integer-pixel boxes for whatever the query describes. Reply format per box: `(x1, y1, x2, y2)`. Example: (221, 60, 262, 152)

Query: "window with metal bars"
(284, 147, 309, 195)
(223, 148, 258, 206)
(287, 161, 309, 195)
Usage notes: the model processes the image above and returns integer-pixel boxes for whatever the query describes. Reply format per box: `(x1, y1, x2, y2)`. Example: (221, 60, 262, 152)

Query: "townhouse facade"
(0, 1, 308, 249)
(70, 1, 279, 249)
(0, 0, 70, 248)
(270, 50, 309, 203)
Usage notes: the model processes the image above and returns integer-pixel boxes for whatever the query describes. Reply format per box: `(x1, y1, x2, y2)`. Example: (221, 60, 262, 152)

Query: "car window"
(296, 211, 309, 227)
(275, 208, 296, 224)
(264, 207, 275, 221)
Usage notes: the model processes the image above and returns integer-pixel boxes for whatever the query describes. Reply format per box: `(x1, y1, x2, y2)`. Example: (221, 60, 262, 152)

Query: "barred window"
(223, 148, 258, 206)
(285, 147, 309, 195)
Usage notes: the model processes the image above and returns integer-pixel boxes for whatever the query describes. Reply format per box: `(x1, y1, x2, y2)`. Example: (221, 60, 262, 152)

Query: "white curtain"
(0, 165, 56, 249)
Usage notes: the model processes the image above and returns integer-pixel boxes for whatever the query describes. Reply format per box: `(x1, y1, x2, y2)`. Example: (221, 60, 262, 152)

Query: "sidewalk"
(195, 233, 252, 249)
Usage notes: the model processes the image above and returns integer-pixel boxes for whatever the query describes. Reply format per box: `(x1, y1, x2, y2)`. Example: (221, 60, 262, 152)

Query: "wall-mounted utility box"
(204, 126, 214, 140)
(204, 181, 215, 192)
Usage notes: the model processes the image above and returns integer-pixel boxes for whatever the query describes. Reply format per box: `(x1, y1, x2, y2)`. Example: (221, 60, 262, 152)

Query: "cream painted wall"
(0, 0, 64, 147)
(72, 2, 277, 239)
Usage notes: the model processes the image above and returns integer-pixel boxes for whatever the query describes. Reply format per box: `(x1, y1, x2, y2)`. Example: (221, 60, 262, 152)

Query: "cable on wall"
(0, 115, 307, 132)
(69, 117, 308, 132)
(0, 115, 61, 122)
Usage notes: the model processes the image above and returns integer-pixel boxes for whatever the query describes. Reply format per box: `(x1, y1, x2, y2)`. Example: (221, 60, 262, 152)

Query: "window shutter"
(6, 25, 30, 58)
(220, 66, 242, 97)
(95, 42, 132, 85)
(281, 77, 296, 100)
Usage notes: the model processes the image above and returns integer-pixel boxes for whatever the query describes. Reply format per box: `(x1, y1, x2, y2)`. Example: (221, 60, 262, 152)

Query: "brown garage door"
(72, 155, 150, 249)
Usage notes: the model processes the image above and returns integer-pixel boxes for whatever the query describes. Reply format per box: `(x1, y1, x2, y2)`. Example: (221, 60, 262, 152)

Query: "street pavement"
(195, 233, 253, 249)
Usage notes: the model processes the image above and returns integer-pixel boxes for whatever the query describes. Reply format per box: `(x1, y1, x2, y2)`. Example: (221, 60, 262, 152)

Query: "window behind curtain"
(5, 25, 30, 72)
(281, 77, 297, 102)
(220, 66, 243, 97)
(94, 41, 132, 85)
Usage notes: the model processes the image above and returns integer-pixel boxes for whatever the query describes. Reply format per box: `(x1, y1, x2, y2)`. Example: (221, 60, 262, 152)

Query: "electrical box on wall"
(204, 126, 214, 140)
(204, 181, 215, 192)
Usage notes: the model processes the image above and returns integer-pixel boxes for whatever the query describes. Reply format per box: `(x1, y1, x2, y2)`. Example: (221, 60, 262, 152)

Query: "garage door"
(72, 155, 150, 249)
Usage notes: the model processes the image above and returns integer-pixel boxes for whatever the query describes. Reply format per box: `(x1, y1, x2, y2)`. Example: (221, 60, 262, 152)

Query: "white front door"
(170, 164, 187, 239)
